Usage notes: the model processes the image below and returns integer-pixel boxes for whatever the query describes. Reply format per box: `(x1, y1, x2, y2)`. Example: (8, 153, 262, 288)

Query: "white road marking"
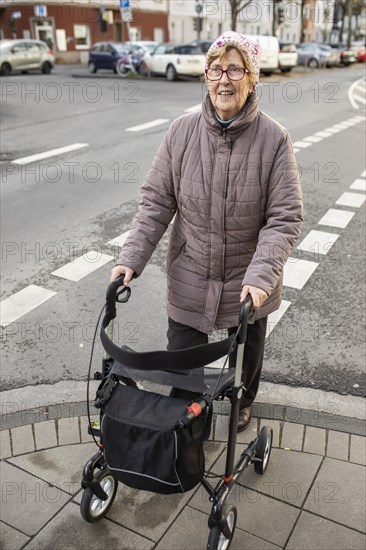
(12, 143, 89, 165)
(303, 136, 323, 143)
(361, 170, 366, 178)
(0, 285, 56, 327)
(314, 131, 332, 138)
(353, 94, 366, 106)
(184, 104, 202, 113)
(298, 230, 339, 256)
(332, 123, 350, 129)
(266, 300, 292, 338)
(318, 208, 355, 229)
(293, 141, 312, 149)
(348, 76, 366, 110)
(108, 231, 130, 249)
(335, 192, 366, 208)
(325, 127, 342, 133)
(354, 115, 365, 121)
(52, 252, 114, 282)
(283, 258, 318, 289)
(350, 178, 366, 192)
(126, 119, 170, 132)
(293, 148, 300, 154)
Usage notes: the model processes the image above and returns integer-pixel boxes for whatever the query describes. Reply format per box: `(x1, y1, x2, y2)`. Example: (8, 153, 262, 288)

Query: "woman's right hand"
(110, 265, 135, 284)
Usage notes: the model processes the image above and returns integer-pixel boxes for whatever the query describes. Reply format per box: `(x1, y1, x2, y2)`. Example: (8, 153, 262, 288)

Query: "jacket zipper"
(221, 129, 232, 281)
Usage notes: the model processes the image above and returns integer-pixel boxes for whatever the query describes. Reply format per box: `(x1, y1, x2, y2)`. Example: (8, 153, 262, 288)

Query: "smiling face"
(206, 48, 252, 121)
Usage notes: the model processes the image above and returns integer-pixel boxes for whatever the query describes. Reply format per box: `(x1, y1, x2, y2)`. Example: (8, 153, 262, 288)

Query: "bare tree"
(227, 0, 255, 32)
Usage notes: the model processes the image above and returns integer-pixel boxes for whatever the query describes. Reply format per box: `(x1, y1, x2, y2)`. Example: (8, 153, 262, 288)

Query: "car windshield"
(112, 43, 130, 52)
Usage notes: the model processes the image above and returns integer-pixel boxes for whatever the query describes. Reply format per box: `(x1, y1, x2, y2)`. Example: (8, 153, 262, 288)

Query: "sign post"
(119, 0, 132, 42)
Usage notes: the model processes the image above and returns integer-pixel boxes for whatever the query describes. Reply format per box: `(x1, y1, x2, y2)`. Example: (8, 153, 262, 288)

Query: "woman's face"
(206, 48, 252, 121)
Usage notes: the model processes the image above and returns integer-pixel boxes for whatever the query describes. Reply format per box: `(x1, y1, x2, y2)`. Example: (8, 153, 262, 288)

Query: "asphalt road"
(1, 63, 365, 398)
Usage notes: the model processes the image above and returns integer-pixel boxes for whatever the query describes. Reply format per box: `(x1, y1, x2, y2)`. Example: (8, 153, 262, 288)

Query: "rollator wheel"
(254, 426, 273, 475)
(80, 468, 117, 523)
(207, 505, 237, 550)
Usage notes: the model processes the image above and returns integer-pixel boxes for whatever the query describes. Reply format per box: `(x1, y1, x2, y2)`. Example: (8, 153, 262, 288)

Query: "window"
(74, 25, 90, 49)
(154, 45, 166, 54)
(11, 42, 26, 53)
(26, 43, 41, 53)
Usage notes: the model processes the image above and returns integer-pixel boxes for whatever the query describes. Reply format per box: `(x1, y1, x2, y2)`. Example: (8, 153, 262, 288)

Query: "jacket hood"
(202, 91, 260, 141)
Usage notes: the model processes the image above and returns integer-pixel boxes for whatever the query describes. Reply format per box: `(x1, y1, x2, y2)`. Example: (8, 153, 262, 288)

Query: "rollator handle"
(105, 275, 131, 323)
(238, 295, 253, 344)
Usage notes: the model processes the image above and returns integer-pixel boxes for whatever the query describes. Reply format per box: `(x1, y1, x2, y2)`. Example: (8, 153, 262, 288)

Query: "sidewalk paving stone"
(303, 426, 326, 455)
(326, 429, 349, 460)
(0, 429, 12, 459)
(34, 420, 57, 451)
(156, 505, 281, 550)
(8, 443, 96, 495)
(0, 462, 69, 536)
(25, 502, 153, 550)
(0, 522, 30, 550)
(286, 511, 366, 550)
(238, 448, 322, 507)
(304, 458, 366, 532)
(281, 422, 304, 451)
(350, 435, 366, 466)
(10, 425, 35, 455)
(57, 417, 81, 446)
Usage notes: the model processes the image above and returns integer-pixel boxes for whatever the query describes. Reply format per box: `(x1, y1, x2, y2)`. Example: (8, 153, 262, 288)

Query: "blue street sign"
(35, 5, 47, 17)
(119, 0, 130, 8)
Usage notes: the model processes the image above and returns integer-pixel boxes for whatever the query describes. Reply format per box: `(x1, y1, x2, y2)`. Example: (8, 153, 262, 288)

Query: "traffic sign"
(119, 0, 130, 8)
(122, 7, 132, 22)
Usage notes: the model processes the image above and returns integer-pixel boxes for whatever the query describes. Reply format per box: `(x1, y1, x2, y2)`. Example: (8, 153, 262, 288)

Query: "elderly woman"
(111, 32, 303, 431)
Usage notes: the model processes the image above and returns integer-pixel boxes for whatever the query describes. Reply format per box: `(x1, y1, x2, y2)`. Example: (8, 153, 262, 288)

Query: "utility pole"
(119, 0, 131, 42)
(347, 0, 353, 48)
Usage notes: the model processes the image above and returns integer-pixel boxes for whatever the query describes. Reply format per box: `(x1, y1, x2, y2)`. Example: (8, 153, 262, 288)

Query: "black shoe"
(237, 406, 252, 432)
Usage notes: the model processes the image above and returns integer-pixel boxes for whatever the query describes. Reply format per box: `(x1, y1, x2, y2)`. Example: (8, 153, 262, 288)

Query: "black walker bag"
(101, 384, 206, 494)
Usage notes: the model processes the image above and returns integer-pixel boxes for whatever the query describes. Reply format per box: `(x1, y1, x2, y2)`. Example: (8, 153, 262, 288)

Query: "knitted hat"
(206, 31, 261, 85)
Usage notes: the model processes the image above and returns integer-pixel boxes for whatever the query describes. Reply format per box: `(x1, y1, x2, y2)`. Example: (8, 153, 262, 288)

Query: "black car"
(88, 42, 137, 73)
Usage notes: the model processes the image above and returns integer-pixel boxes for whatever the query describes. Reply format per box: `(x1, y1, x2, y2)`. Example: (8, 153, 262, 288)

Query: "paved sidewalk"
(1, 385, 365, 550)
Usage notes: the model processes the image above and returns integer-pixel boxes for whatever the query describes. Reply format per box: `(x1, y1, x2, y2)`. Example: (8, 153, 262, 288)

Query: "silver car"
(0, 39, 55, 76)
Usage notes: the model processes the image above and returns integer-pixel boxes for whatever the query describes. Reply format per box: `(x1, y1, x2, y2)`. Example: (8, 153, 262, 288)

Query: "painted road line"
(335, 192, 366, 208)
(0, 285, 56, 327)
(298, 230, 339, 256)
(12, 143, 89, 165)
(314, 131, 333, 138)
(318, 208, 355, 229)
(322, 127, 341, 134)
(293, 148, 300, 154)
(354, 115, 365, 121)
(332, 123, 350, 129)
(184, 104, 202, 113)
(353, 94, 366, 105)
(266, 300, 291, 338)
(293, 141, 311, 149)
(126, 119, 170, 132)
(350, 178, 366, 192)
(348, 76, 366, 110)
(361, 170, 366, 178)
(283, 259, 318, 290)
(108, 231, 130, 248)
(303, 136, 323, 143)
(52, 252, 114, 282)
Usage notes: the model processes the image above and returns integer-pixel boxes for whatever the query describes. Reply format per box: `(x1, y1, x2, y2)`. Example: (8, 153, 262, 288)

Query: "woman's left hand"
(240, 285, 268, 309)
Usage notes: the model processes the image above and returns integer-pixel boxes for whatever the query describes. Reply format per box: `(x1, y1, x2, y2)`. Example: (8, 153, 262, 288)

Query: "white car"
(144, 43, 206, 81)
(245, 35, 279, 76)
(278, 42, 298, 73)
(0, 39, 54, 76)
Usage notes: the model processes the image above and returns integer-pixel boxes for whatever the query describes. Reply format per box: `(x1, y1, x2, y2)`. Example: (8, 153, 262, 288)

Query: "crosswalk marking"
(298, 230, 340, 256)
(349, 178, 366, 192)
(12, 143, 89, 165)
(318, 208, 355, 229)
(0, 285, 56, 327)
(126, 119, 170, 132)
(283, 258, 318, 289)
(303, 136, 323, 143)
(108, 231, 130, 249)
(336, 192, 366, 208)
(52, 252, 114, 282)
(266, 300, 292, 338)
(184, 104, 202, 113)
(361, 170, 366, 178)
(293, 141, 311, 149)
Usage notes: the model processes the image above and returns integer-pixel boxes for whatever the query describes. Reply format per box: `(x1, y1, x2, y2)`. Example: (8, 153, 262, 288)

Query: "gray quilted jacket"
(117, 92, 303, 334)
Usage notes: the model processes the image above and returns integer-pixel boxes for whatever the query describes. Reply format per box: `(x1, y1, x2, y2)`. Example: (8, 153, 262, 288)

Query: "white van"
(245, 35, 279, 76)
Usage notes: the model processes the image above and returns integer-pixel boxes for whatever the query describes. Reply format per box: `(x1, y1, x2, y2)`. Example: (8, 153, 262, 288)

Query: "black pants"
(167, 316, 268, 409)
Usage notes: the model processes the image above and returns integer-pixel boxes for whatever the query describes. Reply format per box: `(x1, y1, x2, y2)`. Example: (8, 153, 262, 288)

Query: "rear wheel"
(80, 468, 117, 523)
(166, 64, 177, 81)
(254, 426, 273, 475)
(0, 63, 12, 76)
(207, 505, 237, 550)
(308, 57, 319, 69)
(280, 67, 292, 73)
(41, 61, 52, 74)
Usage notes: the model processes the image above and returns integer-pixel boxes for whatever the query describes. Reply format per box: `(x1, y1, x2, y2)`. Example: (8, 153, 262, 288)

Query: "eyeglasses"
(205, 66, 248, 81)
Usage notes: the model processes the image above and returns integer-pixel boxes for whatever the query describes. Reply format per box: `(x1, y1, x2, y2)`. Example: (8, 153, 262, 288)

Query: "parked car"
(296, 43, 339, 68)
(352, 41, 366, 62)
(88, 42, 129, 73)
(245, 35, 279, 75)
(0, 39, 54, 76)
(278, 42, 298, 72)
(189, 39, 213, 53)
(144, 43, 206, 81)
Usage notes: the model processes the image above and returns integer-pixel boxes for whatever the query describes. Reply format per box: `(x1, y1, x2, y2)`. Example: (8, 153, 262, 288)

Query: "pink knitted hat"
(206, 31, 261, 85)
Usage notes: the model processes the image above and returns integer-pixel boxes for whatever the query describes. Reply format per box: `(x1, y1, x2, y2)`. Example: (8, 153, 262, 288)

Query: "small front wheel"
(166, 64, 177, 81)
(80, 468, 117, 523)
(254, 426, 273, 475)
(207, 505, 237, 550)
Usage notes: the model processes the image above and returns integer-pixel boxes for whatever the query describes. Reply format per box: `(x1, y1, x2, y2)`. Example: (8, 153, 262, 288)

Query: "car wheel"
(41, 61, 52, 74)
(138, 61, 150, 77)
(88, 62, 97, 74)
(280, 68, 292, 73)
(0, 63, 12, 76)
(308, 57, 319, 69)
(166, 64, 177, 81)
